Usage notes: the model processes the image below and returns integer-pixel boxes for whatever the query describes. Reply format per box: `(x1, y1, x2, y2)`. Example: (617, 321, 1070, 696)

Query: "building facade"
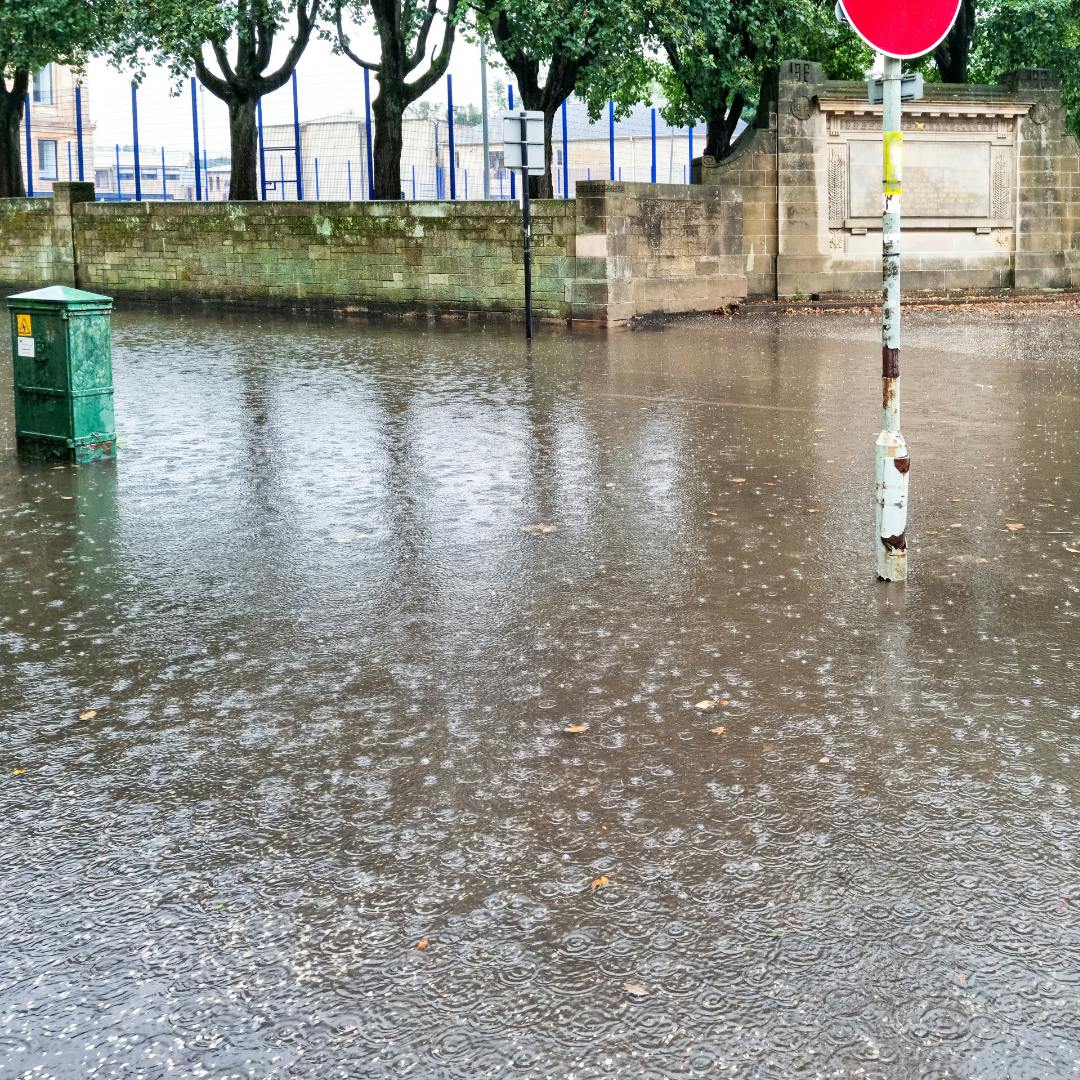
(20, 64, 94, 195)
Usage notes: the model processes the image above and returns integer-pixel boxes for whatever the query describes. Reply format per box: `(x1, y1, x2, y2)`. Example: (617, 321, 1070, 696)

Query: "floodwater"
(1, 301, 1077, 1079)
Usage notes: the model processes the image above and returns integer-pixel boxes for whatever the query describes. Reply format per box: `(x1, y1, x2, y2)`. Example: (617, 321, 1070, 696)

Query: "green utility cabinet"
(7, 285, 116, 462)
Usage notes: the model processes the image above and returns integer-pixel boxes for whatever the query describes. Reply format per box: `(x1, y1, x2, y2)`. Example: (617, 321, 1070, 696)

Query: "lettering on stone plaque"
(828, 145, 847, 228)
(786, 61, 812, 82)
(849, 140, 992, 219)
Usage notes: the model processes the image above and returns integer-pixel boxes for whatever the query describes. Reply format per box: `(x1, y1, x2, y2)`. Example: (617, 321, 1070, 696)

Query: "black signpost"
(502, 109, 545, 340)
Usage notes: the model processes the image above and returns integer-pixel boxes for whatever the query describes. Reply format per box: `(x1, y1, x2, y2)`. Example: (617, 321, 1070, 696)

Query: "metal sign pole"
(480, 40, 491, 201)
(876, 54, 909, 581)
(520, 114, 533, 340)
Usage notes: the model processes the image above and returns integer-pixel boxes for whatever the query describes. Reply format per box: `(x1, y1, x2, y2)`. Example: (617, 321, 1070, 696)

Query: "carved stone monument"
(700, 61, 1080, 297)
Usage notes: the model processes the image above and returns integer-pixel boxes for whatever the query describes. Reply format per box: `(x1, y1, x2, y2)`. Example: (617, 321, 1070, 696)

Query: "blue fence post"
(292, 70, 303, 200)
(464, 169, 468, 199)
(24, 95, 33, 197)
(190, 77, 202, 201)
(608, 100, 615, 180)
(279, 155, 286, 200)
(114, 144, 121, 200)
(561, 99, 569, 199)
(499, 172, 503, 198)
(347, 159, 353, 200)
(75, 84, 85, 181)
(446, 74, 456, 200)
(433, 120, 441, 199)
(508, 86, 516, 201)
(650, 108, 656, 183)
(363, 68, 374, 198)
(131, 84, 142, 201)
(314, 156, 320, 199)
(411, 164, 416, 200)
(257, 98, 267, 200)
(161, 146, 167, 200)
(67, 142, 73, 180)
(688, 123, 694, 177)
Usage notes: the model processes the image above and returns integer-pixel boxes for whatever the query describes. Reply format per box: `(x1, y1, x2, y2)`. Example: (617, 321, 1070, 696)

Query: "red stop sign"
(838, 0, 962, 58)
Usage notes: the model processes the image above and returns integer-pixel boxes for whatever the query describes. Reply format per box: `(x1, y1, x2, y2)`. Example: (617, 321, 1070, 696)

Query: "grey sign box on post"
(501, 110, 546, 175)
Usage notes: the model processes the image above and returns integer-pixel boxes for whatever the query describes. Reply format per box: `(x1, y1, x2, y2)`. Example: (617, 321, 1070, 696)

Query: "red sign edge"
(837, 0, 964, 60)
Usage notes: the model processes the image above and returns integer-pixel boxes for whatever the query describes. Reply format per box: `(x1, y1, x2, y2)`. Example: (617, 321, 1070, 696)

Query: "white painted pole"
(876, 54, 909, 581)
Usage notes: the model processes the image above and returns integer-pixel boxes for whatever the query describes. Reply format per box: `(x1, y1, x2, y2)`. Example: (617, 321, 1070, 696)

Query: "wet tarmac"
(1, 302, 1078, 1078)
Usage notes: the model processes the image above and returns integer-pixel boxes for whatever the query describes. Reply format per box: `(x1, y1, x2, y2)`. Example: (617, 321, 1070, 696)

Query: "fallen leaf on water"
(522, 523, 558, 535)
(955, 973, 968, 985)
(1065, 545, 1080, 554)
(563, 724, 588, 734)
(414, 938, 430, 952)
(807, 508, 821, 513)
(732, 478, 747, 484)
(711, 725, 726, 735)
(818, 756, 830, 765)
(949, 523, 963, 529)
(79, 710, 97, 721)
(695, 699, 718, 711)
(12, 769, 26, 777)
(707, 510, 718, 517)
(1005, 523, 1025, 532)
(604, 482, 616, 489)
(623, 982, 649, 998)
(59, 496, 73, 501)
(590, 875, 610, 892)
(717, 699, 730, 706)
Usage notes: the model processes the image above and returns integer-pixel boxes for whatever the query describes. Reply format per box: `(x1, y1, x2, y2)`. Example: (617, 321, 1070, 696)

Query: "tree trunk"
(227, 96, 260, 201)
(704, 115, 728, 161)
(372, 93, 404, 199)
(934, 0, 975, 82)
(0, 74, 29, 199)
(528, 108, 556, 199)
(704, 93, 746, 162)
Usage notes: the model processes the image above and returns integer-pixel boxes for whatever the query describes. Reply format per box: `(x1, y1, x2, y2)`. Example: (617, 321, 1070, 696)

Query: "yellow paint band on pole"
(883, 130, 903, 196)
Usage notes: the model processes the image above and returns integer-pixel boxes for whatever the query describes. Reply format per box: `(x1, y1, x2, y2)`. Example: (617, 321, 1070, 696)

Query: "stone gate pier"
(701, 61, 1080, 298)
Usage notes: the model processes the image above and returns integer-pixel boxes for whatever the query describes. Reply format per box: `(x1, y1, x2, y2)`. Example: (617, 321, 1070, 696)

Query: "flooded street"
(1, 302, 1077, 1078)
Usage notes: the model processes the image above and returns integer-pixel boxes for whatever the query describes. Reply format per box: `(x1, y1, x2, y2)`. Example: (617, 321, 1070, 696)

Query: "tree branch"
(404, 0, 457, 99)
(405, 0, 440, 70)
(193, 50, 233, 100)
(259, 0, 323, 94)
(336, 4, 381, 70)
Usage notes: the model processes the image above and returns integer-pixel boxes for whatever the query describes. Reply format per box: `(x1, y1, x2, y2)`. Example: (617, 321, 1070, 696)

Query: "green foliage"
(970, 0, 1080, 136)
(0, 0, 113, 76)
(637, 0, 870, 159)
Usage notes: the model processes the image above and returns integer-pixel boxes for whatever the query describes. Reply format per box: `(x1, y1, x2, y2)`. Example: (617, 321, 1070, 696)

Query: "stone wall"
(702, 61, 1080, 297)
(74, 198, 577, 320)
(0, 183, 92, 289)
(570, 181, 744, 322)
(0, 182, 745, 325)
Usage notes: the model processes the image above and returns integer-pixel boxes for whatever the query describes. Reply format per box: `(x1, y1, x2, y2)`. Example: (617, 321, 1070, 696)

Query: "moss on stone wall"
(74, 199, 577, 319)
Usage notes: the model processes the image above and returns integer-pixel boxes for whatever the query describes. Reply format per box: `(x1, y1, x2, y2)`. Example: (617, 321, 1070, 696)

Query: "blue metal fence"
(21, 64, 704, 202)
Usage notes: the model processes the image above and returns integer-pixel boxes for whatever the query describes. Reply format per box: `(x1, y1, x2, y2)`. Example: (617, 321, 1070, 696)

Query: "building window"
(37, 139, 58, 180)
(32, 67, 53, 106)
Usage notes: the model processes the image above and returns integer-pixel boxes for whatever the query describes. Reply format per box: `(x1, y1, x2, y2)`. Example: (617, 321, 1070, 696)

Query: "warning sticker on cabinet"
(16, 314, 31, 336)
(17, 337, 34, 357)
